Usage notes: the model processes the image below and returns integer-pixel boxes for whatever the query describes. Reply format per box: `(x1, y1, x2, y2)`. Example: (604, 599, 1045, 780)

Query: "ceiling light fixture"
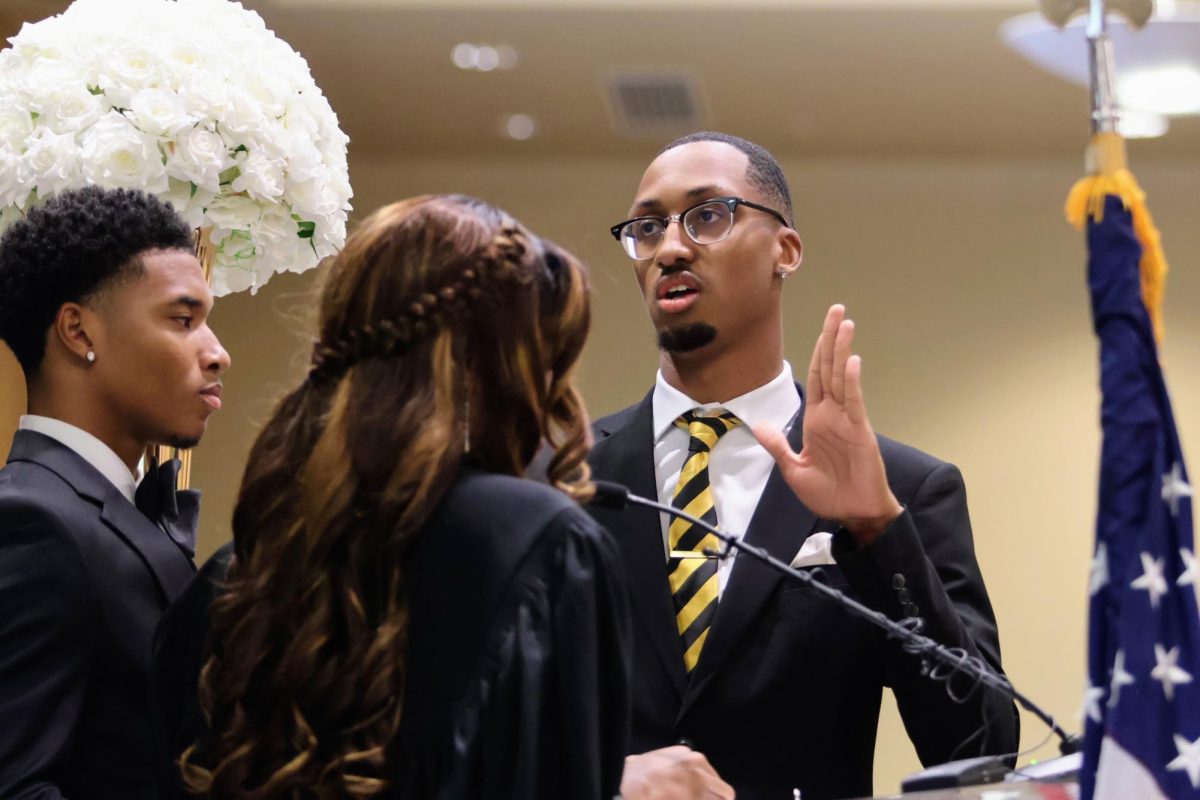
(450, 43, 518, 72)
(1000, 3, 1200, 118)
(1117, 109, 1171, 137)
(502, 114, 536, 141)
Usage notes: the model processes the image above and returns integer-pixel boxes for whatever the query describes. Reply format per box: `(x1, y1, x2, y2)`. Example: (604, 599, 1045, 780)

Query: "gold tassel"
(1064, 132, 1168, 343)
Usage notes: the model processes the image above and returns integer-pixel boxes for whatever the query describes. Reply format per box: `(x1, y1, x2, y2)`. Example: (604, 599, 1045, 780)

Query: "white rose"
(80, 110, 168, 193)
(217, 88, 267, 139)
(231, 149, 285, 202)
(160, 40, 218, 83)
(210, 227, 258, 295)
(280, 128, 324, 185)
(0, 147, 33, 209)
(94, 42, 160, 109)
(287, 178, 341, 220)
(311, 218, 345, 262)
(32, 86, 105, 134)
(254, 211, 316, 278)
(211, 261, 256, 296)
(99, 42, 159, 91)
(161, 177, 214, 229)
(0, 107, 34, 149)
(204, 194, 263, 231)
(165, 126, 228, 194)
(130, 88, 196, 137)
(176, 71, 229, 120)
(22, 128, 81, 197)
(249, 205, 297, 251)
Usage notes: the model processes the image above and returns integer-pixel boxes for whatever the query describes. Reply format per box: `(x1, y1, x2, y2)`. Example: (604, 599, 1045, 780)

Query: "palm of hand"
(753, 304, 902, 542)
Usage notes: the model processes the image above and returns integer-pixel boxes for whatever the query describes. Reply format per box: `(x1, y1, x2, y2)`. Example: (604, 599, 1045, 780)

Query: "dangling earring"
(86, 351, 96, 363)
(463, 373, 472, 454)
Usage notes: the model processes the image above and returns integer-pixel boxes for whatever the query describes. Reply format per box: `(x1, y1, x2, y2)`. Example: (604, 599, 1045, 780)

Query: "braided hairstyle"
(183, 195, 592, 798)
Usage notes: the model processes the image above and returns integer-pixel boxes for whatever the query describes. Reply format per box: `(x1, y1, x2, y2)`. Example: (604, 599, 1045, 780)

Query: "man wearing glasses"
(588, 132, 1018, 800)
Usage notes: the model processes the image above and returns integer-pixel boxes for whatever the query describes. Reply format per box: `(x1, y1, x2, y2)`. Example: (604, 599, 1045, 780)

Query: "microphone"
(589, 480, 633, 510)
(589, 479, 1079, 762)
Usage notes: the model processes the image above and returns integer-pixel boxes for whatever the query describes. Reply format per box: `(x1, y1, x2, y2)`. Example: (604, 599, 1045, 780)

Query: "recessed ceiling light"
(475, 46, 500, 72)
(450, 43, 518, 72)
(503, 114, 536, 141)
(451, 43, 477, 70)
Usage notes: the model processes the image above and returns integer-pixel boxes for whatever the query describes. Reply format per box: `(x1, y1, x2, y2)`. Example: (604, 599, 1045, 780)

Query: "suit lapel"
(590, 395, 688, 698)
(99, 493, 196, 602)
(8, 430, 196, 604)
(679, 394, 823, 717)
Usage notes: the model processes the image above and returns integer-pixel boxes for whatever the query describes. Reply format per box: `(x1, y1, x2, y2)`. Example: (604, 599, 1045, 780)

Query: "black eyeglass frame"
(609, 196, 790, 259)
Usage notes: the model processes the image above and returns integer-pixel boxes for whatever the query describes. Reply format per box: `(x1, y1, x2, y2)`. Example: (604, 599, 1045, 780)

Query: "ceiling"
(3, 0, 1198, 160)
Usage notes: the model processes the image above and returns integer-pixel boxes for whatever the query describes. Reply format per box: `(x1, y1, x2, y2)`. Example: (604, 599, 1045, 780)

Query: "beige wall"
(1, 346, 24, 451)
(193, 152, 1200, 793)
(4, 152, 1197, 793)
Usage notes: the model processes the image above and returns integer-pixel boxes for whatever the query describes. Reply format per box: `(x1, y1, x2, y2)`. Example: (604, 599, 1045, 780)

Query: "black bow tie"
(134, 458, 200, 559)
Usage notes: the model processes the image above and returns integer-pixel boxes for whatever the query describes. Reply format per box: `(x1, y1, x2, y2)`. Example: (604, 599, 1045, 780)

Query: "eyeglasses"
(609, 196, 789, 261)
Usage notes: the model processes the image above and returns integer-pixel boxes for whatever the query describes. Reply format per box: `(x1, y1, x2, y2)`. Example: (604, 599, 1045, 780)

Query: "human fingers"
(844, 353, 867, 425)
(751, 422, 797, 471)
(830, 318, 854, 405)
(678, 751, 735, 800)
(818, 304, 844, 402)
(806, 331, 824, 404)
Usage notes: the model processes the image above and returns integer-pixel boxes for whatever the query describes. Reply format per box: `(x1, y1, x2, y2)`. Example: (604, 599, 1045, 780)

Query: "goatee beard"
(657, 323, 717, 354)
(165, 435, 200, 451)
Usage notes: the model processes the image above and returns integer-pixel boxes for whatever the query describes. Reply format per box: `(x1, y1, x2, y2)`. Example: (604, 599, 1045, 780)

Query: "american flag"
(1081, 195, 1200, 799)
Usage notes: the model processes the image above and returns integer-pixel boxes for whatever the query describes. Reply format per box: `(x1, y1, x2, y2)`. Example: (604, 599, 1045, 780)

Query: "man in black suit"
(589, 132, 1019, 800)
(0, 187, 230, 799)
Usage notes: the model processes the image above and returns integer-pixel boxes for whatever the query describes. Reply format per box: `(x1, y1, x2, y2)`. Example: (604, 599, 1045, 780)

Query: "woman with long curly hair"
(153, 195, 631, 799)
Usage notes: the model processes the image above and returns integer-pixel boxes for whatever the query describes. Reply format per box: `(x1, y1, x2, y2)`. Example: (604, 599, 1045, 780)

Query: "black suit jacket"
(586, 389, 1019, 800)
(0, 430, 196, 800)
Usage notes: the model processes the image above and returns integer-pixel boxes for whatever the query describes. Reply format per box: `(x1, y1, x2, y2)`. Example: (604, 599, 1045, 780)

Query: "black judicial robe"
(153, 468, 632, 799)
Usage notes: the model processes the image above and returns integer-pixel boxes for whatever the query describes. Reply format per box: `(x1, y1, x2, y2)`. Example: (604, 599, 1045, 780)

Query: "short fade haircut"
(659, 131, 794, 227)
(0, 186, 193, 376)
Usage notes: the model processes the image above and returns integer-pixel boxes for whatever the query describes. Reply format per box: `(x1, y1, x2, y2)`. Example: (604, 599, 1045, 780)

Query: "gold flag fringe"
(1065, 132, 1168, 343)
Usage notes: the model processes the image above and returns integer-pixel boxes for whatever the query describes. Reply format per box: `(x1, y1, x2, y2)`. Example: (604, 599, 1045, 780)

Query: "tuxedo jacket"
(0, 430, 196, 800)
(587, 389, 1019, 800)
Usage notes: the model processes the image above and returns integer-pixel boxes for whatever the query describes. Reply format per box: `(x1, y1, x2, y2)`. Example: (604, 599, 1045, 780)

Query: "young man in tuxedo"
(0, 186, 230, 799)
(589, 132, 1019, 800)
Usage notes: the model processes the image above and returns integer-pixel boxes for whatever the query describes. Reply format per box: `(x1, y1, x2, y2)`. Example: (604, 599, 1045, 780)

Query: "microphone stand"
(592, 481, 1079, 759)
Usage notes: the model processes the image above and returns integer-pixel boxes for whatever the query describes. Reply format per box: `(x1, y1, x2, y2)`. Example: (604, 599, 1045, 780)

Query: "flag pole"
(1087, 0, 1120, 136)
(1062, 0, 1169, 341)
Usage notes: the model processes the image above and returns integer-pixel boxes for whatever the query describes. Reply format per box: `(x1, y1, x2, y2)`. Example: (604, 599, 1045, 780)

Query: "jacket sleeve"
(0, 499, 97, 800)
(832, 460, 1021, 766)
(443, 508, 632, 800)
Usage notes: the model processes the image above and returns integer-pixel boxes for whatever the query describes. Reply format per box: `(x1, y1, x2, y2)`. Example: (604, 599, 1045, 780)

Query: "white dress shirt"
(19, 415, 139, 504)
(651, 362, 802, 595)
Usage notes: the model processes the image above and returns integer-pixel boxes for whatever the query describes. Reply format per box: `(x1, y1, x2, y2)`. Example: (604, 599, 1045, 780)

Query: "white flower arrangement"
(0, 0, 352, 295)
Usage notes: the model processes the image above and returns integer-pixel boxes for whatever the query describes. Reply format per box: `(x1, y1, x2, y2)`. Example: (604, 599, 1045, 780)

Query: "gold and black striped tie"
(669, 409, 742, 673)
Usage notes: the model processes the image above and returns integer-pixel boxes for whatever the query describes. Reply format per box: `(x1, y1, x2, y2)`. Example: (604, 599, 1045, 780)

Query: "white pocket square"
(789, 531, 837, 568)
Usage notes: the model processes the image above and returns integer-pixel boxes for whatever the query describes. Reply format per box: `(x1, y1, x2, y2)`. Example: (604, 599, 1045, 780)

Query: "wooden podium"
(870, 782, 1077, 799)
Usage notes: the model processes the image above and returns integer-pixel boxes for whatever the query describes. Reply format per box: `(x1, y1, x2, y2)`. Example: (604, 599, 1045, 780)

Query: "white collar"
(651, 361, 801, 442)
(19, 415, 139, 504)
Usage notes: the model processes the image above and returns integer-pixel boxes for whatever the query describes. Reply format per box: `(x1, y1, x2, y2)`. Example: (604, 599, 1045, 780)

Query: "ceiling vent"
(603, 70, 709, 139)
